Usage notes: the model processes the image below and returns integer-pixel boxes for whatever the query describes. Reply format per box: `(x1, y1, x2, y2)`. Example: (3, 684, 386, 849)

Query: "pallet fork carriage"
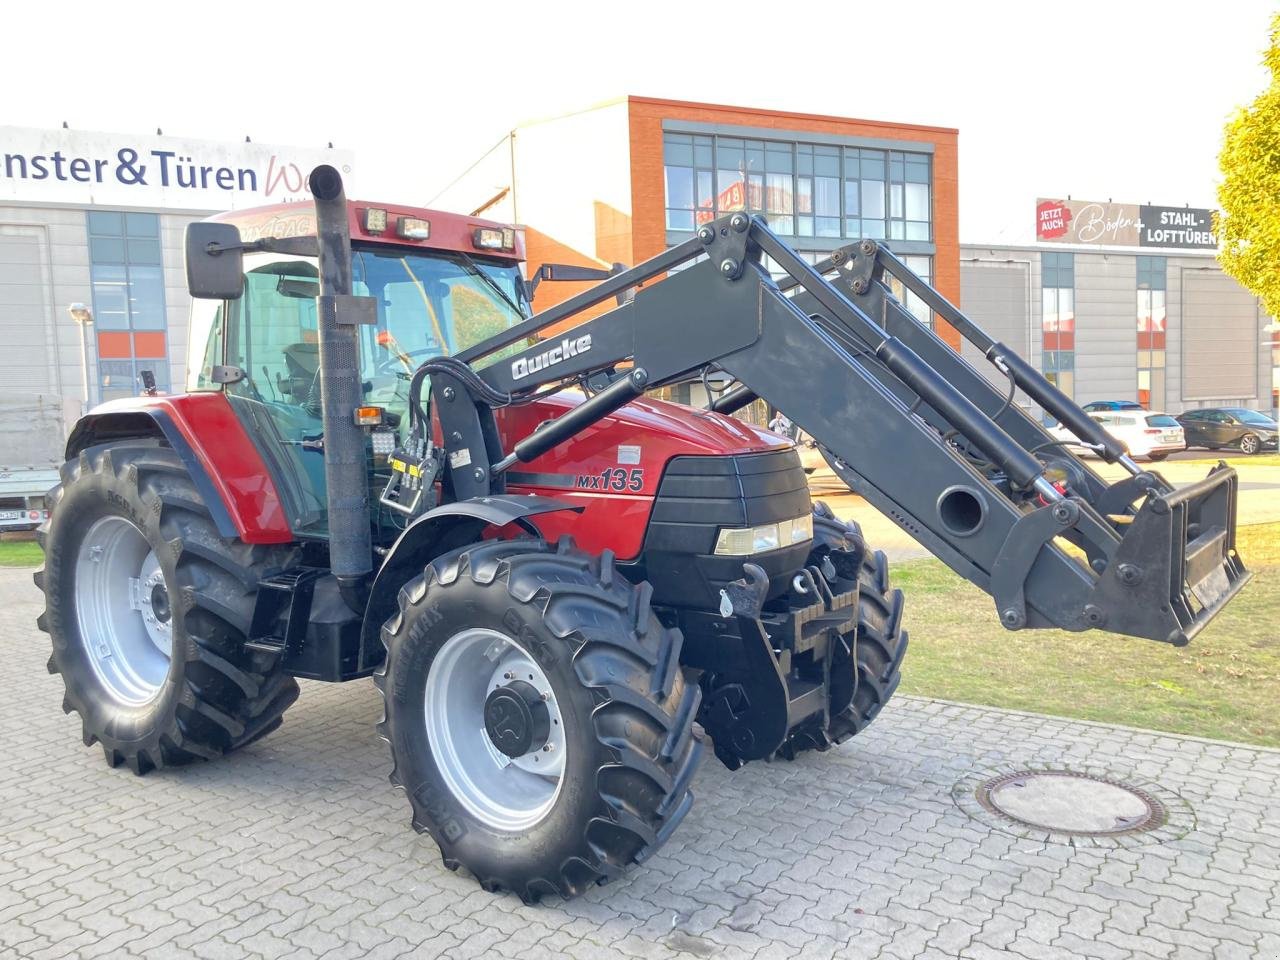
(35, 165, 1249, 901)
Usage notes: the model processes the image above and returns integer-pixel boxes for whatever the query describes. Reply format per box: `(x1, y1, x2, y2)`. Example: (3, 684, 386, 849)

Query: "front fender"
(357, 495, 583, 671)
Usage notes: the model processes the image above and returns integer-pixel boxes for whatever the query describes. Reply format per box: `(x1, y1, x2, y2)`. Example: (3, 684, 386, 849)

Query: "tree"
(1218, 15, 1280, 320)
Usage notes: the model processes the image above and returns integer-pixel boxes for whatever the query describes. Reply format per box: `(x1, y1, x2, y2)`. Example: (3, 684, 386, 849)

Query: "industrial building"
(961, 236, 1276, 418)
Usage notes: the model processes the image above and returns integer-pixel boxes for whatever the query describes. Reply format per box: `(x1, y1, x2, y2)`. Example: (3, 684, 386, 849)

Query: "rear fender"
(64, 395, 292, 544)
(357, 496, 582, 671)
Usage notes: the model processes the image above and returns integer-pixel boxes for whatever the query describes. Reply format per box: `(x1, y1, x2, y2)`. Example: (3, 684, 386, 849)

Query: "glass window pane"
(906, 156, 930, 183)
(87, 210, 123, 236)
(860, 150, 885, 179)
(863, 219, 886, 240)
(798, 216, 814, 237)
(90, 236, 126, 263)
(696, 170, 714, 218)
(905, 221, 930, 241)
(905, 182, 929, 221)
(862, 180, 886, 221)
(128, 265, 166, 330)
(890, 220, 905, 240)
(765, 142, 792, 173)
(815, 177, 839, 217)
(91, 264, 130, 329)
(745, 141, 764, 172)
(796, 176, 813, 215)
(124, 212, 159, 237)
(890, 183, 904, 219)
(126, 237, 161, 264)
(814, 146, 839, 178)
(665, 166, 694, 210)
(765, 173, 792, 214)
(667, 209, 695, 231)
(797, 145, 812, 176)
(843, 180, 859, 216)
(693, 136, 712, 167)
(663, 134, 692, 166)
(817, 217, 840, 238)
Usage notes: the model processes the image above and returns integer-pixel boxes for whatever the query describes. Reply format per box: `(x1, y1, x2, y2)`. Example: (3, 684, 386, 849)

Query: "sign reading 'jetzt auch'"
(1036, 198, 1216, 250)
(1, 126, 355, 211)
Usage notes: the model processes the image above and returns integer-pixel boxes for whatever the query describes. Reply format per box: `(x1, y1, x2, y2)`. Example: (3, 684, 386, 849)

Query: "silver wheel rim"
(424, 628, 566, 831)
(1242, 435, 1258, 454)
(75, 515, 173, 705)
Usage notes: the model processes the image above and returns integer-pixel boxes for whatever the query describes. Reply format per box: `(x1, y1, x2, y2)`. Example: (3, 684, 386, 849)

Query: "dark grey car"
(1176, 408, 1279, 455)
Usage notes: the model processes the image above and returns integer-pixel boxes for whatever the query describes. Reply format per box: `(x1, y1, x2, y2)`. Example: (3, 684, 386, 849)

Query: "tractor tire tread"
(37, 443, 300, 774)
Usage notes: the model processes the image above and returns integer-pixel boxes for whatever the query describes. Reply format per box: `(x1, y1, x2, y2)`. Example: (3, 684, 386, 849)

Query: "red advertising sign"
(1036, 199, 1071, 240)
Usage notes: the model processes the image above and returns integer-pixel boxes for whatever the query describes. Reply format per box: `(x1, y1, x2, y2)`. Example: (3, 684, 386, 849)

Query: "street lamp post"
(67, 303, 94, 414)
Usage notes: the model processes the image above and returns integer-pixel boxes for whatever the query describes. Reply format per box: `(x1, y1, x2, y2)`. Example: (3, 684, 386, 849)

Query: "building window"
(1136, 256, 1166, 410)
(663, 132, 931, 242)
(87, 211, 169, 402)
(1041, 252, 1074, 400)
(886, 255, 934, 327)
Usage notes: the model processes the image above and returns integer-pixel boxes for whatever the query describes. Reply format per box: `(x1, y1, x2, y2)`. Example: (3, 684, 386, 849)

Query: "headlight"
(714, 513, 813, 556)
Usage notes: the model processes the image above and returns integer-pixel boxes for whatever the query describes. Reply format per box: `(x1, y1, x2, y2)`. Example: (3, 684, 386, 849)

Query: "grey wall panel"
(959, 258, 1030, 389)
(1072, 253, 1136, 404)
(0, 232, 53, 394)
(1180, 268, 1259, 401)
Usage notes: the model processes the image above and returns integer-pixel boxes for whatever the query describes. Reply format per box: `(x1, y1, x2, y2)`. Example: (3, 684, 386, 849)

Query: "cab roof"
(208, 200, 525, 262)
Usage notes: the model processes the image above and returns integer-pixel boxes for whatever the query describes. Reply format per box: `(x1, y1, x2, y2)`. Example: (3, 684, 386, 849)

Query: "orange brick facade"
(625, 97, 961, 349)
(519, 96, 960, 349)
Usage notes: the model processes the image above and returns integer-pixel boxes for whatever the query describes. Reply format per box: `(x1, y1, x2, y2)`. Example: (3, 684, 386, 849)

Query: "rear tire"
(1147, 452, 1169, 462)
(376, 537, 702, 902)
(778, 502, 908, 758)
(36, 442, 301, 774)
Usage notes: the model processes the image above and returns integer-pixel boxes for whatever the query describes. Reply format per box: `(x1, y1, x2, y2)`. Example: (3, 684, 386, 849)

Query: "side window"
(226, 262, 321, 414)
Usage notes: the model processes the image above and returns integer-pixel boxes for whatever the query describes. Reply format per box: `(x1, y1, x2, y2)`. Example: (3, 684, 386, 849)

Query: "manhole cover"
(976, 770, 1166, 837)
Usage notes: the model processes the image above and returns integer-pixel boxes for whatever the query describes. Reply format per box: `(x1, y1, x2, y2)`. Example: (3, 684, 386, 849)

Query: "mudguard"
(356, 495, 584, 671)
(63, 394, 292, 544)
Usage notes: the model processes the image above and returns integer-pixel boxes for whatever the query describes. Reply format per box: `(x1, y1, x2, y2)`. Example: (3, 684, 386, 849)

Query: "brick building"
(432, 96, 960, 349)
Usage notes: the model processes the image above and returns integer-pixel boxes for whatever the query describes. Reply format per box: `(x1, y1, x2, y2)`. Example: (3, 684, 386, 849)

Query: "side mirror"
(185, 222, 245, 299)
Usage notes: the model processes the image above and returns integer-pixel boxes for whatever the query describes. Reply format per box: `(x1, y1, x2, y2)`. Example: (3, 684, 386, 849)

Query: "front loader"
(35, 166, 1249, 902)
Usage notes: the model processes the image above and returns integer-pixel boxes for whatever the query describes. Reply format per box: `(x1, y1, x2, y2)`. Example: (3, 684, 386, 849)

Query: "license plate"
(1163, 433, 1180, 442)
(0, 511, 24, 521)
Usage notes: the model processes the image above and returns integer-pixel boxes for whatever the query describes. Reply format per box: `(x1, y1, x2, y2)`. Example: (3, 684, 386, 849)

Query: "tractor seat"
(281, 342, 320, 400)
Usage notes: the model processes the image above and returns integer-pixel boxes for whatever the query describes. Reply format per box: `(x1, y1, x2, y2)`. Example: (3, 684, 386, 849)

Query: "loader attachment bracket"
(1083, 465, 1250, 646)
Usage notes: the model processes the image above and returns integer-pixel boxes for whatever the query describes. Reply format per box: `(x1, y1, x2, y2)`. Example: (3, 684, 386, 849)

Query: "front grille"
(632, 448, 812, 609)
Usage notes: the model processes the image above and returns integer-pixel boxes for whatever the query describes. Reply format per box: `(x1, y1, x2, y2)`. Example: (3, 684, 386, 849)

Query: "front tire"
(1240, 433, 1261, 455)
(778, 502, 908, 758)
(376, 538, 702, 902)
(36, 442, 301, 774)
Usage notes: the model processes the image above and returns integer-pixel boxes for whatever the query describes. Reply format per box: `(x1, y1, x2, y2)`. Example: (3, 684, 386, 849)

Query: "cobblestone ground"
(2, 567, 1278, 960)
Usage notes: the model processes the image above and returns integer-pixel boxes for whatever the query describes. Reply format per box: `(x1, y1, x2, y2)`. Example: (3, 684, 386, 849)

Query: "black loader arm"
(428, 214, 1248, 646)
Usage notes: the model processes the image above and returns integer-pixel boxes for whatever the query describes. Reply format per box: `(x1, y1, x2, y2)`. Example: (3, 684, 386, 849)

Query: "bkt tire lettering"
(511, 334, 592, 381)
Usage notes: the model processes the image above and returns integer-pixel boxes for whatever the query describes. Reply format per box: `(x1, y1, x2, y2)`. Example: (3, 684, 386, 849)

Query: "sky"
(2, 0, 1273, 244)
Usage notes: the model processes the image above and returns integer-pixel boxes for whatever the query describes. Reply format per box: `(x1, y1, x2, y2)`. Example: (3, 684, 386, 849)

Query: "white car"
(1048, 411, 1185, 462)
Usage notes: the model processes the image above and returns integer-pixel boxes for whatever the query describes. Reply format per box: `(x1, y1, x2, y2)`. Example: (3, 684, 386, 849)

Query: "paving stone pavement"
(2, 566, 1278, 960)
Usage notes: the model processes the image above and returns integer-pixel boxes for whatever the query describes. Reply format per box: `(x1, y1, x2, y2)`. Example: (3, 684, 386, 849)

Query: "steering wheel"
(373, 347, 439, 376)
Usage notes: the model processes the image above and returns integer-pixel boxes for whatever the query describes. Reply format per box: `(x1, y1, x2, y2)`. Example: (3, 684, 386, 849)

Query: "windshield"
(352, 246, 531, 419)
(1224, 408, 1276, 426)
(352, 245, 528, 360)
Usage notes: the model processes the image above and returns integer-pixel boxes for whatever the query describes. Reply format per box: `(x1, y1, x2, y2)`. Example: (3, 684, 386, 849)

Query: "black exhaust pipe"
(310, 165, 372, 610)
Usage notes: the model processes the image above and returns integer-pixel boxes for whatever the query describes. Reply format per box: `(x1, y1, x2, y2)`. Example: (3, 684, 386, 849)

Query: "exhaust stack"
(310, 164, 372, 606)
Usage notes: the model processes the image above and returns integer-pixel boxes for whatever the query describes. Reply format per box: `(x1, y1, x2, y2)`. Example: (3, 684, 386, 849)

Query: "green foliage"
(1217, 15, 1280, 319)
(898, 521, 1280, 747)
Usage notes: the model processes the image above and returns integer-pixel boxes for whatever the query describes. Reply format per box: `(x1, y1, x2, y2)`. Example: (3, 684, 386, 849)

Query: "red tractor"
(36, 166, 1248, 901)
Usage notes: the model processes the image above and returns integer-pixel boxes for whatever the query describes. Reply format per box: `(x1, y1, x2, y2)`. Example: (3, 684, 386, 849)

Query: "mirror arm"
(206, 236, 320, 258)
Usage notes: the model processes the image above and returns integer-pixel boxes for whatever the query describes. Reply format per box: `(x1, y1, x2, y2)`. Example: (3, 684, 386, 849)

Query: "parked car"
(1176, 408, 1279, 455)
(1082, 400, 1144, 412)
(1048, 411, 1185, 461)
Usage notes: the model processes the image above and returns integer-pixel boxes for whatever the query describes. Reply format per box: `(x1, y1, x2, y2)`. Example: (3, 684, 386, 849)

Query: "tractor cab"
(186, 203, 532, 536)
